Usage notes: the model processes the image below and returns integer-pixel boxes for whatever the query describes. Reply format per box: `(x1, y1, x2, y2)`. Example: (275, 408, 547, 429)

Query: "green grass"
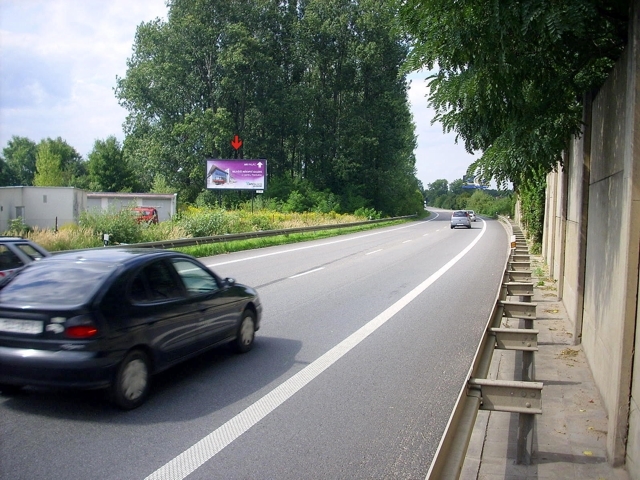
(174, 219, 409, 257)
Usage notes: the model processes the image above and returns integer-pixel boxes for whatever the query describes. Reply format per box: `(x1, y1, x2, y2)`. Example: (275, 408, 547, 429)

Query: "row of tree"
(424, 179, 514, 218)
(1, 0, 424, 217)
(0, 135, 139, 193)
(116, 0, 422, 215)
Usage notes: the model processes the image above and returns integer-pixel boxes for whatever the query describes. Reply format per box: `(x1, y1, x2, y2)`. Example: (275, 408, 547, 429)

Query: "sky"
(0, 0, 478, 189)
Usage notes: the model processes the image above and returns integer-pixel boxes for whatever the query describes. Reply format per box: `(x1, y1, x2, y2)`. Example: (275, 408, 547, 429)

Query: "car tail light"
(64, 316, 98, 339)
(66, 325, 98, 338)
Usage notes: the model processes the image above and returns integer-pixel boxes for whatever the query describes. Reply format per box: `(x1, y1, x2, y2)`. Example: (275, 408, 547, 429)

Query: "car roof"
(0, 236, 30, 242)
(45, 248, 182, 266)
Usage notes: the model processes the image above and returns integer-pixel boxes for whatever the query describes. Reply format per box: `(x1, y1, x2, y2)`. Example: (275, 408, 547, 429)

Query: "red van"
(131, 207, 159, 224)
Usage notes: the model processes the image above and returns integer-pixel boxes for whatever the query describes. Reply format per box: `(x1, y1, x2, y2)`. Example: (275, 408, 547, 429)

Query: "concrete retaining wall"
(541, 1, 640, 472)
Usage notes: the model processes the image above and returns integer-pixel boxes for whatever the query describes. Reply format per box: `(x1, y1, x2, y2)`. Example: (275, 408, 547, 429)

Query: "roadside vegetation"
(3, 204, 425, 253)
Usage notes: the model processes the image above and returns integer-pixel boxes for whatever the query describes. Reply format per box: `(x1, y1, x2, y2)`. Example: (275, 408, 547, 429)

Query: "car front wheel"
(234, 310, 256, 353)
(111, 349, 151, 410)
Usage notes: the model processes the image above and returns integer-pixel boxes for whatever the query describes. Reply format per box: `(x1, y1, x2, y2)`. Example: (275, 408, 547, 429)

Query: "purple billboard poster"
(205, 159, 267, 191)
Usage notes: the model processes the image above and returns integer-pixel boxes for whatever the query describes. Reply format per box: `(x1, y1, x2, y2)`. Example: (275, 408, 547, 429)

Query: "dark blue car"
(0, 248, 261, 409)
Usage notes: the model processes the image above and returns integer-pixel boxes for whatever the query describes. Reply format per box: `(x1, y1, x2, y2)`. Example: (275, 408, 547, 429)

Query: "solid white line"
(143, 220, 486, 480)
(289, 267, 324, 279)
(206, 214, 440, 268)
(365, 249, 383, 255)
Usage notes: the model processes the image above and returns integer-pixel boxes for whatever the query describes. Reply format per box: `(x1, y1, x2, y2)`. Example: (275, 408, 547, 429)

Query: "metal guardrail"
(98, 215, 417, 250)
(425, 219, 542, 479)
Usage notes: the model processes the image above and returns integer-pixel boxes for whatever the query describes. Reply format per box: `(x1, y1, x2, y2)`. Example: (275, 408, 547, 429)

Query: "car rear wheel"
(111, 349, 150, 410)
(234, 310, 256, 353)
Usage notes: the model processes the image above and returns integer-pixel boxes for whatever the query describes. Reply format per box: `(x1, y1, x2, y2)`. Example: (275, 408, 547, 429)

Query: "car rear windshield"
(453, 211, 467, 217)
(0, 260, 117, 306)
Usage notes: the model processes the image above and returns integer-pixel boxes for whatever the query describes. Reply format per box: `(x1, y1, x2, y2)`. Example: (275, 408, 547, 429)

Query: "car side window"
(128, 260, 182, 303)
(16, 244, 46, 260)
(129, 275, 148, 303)
(0, 246, 24, 270)
(172, 259, 220, 295)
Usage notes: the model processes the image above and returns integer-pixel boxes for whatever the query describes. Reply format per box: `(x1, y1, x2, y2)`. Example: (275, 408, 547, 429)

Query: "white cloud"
(0, 0, 168, 157)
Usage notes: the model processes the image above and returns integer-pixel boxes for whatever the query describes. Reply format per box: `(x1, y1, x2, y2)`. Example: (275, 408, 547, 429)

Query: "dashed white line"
(365, 249, 383, 255)
(402, 240, 412, 244)
(206, 213, 440, 268)
(143, 220, 486, 480)
(289, 267, 324, 279)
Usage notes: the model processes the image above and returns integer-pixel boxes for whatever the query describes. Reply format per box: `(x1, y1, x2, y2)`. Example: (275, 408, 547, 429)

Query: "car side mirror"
(225, 277, 236, 287)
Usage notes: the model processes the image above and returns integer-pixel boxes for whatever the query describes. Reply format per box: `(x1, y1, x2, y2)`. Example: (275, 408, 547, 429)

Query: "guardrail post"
(518, 412, 535, 464)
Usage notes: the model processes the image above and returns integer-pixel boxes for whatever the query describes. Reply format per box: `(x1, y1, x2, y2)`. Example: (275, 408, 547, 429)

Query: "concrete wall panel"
(582, 18, 640, 463)
(538, 0, 639, 471)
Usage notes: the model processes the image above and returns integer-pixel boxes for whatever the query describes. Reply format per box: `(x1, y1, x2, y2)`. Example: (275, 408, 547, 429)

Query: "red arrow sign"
(230, 135, 243, 150)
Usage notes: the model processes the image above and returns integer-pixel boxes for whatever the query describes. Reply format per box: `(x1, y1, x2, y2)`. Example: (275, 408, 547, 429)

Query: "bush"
(354, 207, 381, 219)
(5, 217, 32, 236)
(79, 208, 143, 245)
(175, 207, 232, 237)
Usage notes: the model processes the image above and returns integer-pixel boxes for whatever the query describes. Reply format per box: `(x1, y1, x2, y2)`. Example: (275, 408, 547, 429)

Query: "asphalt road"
(0, 210, 509, 480)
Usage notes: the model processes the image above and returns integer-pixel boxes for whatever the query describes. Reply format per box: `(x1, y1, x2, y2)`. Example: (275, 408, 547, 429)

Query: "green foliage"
(465, 190, 515, 218)
(79, 208, 144, 245)
(354, 207, 381, 219)
(400, 0, 627, 240)
(34, 143, 65, 186)
(518, 169, 547, 244)
(33, 137, 85, 187)
(88, 136, 135, 192)
(116, 0, 420, 215)
(401, 0, 627, 185)
(176, 208, 232, 237)
(425, 177, 514, 217)
(5, 217, 32, 236)
(283, 191, 310, 213)
(1, 136, 37, 186)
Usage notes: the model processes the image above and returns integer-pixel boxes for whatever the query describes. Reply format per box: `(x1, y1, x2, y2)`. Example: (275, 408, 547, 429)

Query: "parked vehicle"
(450, 210, 472, 229)
(131, 207, 159, 224)
(0, 248, 262, 409)
(0, 237, 50, 278)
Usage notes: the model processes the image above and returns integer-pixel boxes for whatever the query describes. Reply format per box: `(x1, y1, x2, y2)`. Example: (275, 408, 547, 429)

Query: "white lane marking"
(289, 267, 324, 279)
(402, 240, 411, 244)
(207, 213, 440, 268)
(423, 233, 429, 237)
(365, 249, 383, 256)
(143, 220, 486, 480)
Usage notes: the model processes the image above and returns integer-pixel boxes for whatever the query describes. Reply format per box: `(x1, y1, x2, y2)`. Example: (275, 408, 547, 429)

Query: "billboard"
(205, 159, 267, 191)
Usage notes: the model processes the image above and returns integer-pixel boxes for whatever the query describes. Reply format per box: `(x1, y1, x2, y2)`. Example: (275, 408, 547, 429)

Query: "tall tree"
(88, 136, 134, 192)
(116, 0, 421, 215)
(33, 138, 85, 187)
(2, 136, 37, 186)
(34, 143, 65, 186)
